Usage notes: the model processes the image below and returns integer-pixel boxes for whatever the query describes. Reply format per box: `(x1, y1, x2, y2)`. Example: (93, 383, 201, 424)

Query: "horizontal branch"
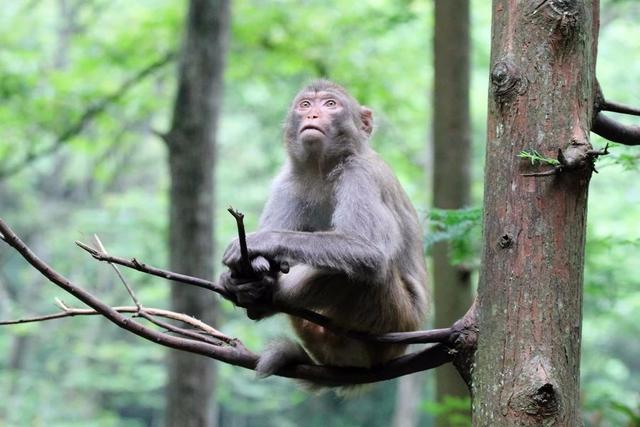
(592, 82, 640, 146)
(0, 218, 469, 386)
(0, 303, 235, 346)
(592, 112, 640, 146)
(599, 100, 640, 117)
(75, 240, 453, 345)
(75, 240, 227, 295)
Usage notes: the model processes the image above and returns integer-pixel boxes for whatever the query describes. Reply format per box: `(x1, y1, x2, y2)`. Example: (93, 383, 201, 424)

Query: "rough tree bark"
(164, 1, 230, 426)
(432, 0, 473, 425)
(473, 0, 598, 425)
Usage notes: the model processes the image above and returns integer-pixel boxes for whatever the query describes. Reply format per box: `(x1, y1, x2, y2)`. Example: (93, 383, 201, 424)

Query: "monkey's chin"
(299, 132, 326, 150)
(300, 128, 325, 141)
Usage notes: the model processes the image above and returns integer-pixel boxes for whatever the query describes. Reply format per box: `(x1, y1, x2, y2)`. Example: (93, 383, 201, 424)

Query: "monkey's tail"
(255, 339, 373, 396)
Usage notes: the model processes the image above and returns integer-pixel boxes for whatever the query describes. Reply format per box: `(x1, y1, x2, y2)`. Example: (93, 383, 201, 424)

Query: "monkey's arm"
(223, 165, 402, 278)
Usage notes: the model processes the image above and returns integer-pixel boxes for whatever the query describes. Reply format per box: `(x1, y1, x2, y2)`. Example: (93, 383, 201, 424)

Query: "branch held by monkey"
(0, 217, 477, 385)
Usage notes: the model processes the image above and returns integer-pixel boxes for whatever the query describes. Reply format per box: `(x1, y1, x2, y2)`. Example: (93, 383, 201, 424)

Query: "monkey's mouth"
(300, 125, 325, 135)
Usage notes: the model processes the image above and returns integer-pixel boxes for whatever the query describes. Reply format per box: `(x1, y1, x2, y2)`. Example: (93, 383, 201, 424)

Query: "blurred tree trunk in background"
(432, 0, 473, 425)
(473, 0, 598, 424)
(164, 1, 230, 426)
(390, 374, 424, 427)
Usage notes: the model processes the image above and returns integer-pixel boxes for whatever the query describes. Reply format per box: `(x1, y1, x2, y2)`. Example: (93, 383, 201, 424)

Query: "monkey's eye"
(299, 100, 312, 109)
(324, 99, 337, 107)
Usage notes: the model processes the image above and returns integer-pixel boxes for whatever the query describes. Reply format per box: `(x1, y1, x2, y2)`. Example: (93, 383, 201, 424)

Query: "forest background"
(0, 0, 639, 426)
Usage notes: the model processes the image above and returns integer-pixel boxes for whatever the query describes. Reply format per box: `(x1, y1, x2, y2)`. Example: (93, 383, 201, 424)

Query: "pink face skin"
(294, 91, 344, 145)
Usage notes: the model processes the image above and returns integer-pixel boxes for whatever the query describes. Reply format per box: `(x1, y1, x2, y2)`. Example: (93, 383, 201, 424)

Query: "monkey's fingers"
(221, 239, 240, 266)
(251, 256, 271, 273)
(250, 254, 289, 275)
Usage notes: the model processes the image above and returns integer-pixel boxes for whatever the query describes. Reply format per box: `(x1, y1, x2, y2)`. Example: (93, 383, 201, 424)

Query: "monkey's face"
(285, 88, 370, 165)
(295, 90, 345, 146)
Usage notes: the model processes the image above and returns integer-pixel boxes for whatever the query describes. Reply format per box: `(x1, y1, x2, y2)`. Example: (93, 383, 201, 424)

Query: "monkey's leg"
(255, 338, 313, 378)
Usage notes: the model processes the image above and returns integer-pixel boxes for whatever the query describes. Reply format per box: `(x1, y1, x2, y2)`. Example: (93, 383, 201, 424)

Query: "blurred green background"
(0, 0, 639, 426)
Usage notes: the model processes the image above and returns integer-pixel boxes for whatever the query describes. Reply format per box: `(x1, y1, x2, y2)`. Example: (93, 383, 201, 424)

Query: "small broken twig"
(227, 207, 255, 277)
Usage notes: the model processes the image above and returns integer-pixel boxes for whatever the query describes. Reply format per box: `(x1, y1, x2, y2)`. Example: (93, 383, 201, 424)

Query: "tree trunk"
(473, 1, 598, 425)
(432, 1, 473, 425)
(164, 1, 230, 426)
(391, 373, 424, 427)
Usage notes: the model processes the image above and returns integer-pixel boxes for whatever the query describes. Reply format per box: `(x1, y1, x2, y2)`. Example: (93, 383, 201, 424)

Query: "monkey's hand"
(222, 231, 282, 272)
(218, 256, 278, 320)
(222, 231, 289, 274)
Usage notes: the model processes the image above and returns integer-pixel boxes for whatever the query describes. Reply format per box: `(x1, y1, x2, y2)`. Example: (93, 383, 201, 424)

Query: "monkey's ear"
(360, 107, 373, 136)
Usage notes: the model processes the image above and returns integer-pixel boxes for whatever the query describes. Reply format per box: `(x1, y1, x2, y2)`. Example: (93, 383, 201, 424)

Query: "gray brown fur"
(220, 80, 428, 378)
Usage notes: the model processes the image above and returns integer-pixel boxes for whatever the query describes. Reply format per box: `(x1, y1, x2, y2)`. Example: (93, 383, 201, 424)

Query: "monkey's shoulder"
(342, 150, 401, 183)
(340, 152, 413, 204)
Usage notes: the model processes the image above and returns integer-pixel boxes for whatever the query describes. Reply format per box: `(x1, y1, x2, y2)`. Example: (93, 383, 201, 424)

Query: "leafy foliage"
(425, 207, 482, 266)
(423, 395, 471, 427)
(517, 149, 561, 166)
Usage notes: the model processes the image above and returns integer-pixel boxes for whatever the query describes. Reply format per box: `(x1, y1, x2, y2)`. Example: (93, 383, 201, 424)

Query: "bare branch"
(592, 82, 640, 145)
(1, 304, 232, 343)
(0, 217, 470, 385)
(592, 113, 640, 146)
(75, 237, 452, 345)
(134, 311, 227, 346)
(75, 239, 227, 294)
(599, 100, 640, 117)
(0, 52, 176, 179)
(522, 168, 561, 177)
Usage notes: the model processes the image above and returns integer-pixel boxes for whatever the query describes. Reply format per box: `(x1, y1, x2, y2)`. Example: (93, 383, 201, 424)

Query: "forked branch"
(0, 218, 477, 384)
(75, 233, 452, 345)
(592, 83, 640, 146)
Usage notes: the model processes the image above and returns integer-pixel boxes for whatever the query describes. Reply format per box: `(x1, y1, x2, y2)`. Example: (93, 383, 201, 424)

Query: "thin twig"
(93, 234, 142, 310)
(522, 167, 562, 177)
(0, 303, 234, 343)
(75, 240, 228, 295)
(135, 311, 226, 346)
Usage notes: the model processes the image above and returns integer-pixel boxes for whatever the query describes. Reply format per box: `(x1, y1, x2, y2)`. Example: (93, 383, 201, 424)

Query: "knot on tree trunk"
(529, 0, 582, 49)
(508, 356, 561, 423)
(513, 382, 561, 421)
(491, 59, 527, 105)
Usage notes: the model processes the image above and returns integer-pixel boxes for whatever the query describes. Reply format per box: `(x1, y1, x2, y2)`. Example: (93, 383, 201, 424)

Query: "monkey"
(219, 80, 428, 384)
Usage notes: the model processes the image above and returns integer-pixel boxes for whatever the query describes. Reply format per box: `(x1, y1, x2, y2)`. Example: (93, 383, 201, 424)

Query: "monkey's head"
(284, 80, 373, 167)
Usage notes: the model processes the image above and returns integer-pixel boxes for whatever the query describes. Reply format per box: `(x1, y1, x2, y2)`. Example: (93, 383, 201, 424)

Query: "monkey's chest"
(299, 200, 334, 232)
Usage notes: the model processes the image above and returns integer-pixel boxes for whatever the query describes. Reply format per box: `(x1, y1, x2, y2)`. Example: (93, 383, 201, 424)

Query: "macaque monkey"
(219, 80, 428, 382)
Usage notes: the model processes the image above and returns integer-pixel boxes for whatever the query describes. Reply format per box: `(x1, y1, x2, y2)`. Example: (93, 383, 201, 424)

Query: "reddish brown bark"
(473, 0, 599, 425)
